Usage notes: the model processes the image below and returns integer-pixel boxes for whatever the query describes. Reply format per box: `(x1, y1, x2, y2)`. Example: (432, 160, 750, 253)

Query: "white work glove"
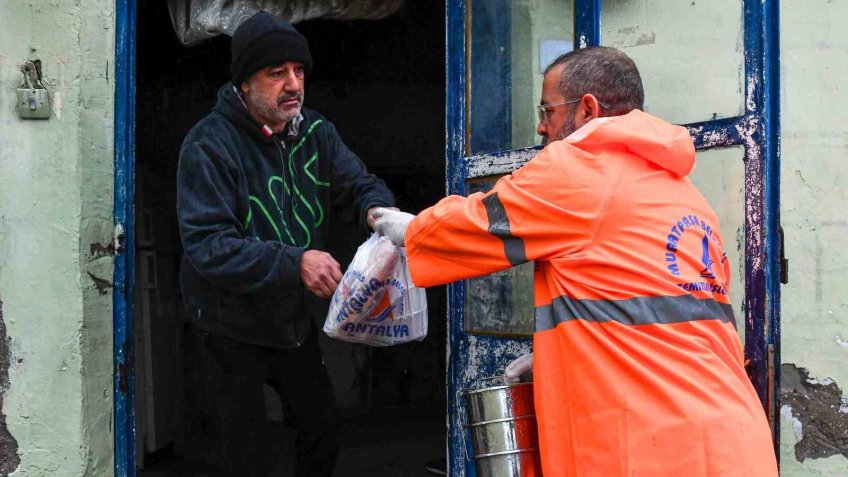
(504, 353, 533, 384)
(372, 207, 415, 247)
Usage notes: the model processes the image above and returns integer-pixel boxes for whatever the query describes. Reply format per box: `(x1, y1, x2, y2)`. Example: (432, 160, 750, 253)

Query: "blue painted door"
(445, 1, 781, 474)
(445, 2, 574, 475)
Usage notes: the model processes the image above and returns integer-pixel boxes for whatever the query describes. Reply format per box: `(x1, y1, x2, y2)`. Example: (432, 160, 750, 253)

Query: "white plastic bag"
(323, 234, 428, 346)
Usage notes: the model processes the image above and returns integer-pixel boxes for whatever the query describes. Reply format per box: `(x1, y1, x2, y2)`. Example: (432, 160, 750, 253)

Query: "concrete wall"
(778, 0, 848, 474)
(0, 1, 115, 475)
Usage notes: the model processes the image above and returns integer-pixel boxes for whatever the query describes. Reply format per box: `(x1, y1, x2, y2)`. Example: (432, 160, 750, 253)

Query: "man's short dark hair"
(544, 46, 644, 117)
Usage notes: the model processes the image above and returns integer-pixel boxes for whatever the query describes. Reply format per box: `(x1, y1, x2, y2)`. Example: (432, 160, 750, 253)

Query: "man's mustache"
(277, 93, 303, 106)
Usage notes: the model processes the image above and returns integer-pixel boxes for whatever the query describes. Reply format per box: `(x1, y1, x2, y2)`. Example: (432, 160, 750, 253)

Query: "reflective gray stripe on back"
(535, 294, 736, 332)
(482, 192, 528, 266)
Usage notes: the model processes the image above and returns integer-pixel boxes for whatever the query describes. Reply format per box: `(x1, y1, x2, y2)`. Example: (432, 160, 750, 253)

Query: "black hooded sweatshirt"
(177, 84, 394, 348)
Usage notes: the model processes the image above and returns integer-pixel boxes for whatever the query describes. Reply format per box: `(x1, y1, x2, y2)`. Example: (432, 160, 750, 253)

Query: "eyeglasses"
(536, 98, 611, 124)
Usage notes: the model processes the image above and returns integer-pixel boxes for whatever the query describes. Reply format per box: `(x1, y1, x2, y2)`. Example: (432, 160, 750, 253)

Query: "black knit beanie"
(230, 11, 313, 86)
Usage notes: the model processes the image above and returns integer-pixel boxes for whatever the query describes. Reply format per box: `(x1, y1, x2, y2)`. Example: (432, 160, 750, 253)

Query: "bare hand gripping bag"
(323, 234, 428, 346)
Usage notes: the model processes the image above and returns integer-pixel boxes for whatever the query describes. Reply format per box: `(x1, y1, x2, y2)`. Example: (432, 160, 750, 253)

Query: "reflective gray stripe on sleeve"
(482, 192, 528, 266)
(535, 294, 736, 332)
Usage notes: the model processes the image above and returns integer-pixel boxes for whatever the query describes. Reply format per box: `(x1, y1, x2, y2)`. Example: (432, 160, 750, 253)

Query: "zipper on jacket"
(273, 139, 290, 244)
(277, 137, 304, 214)
(275, 138, 305, 246)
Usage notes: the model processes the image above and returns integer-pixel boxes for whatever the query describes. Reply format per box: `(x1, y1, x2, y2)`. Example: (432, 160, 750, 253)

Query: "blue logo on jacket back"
(699, 234, 716, 280)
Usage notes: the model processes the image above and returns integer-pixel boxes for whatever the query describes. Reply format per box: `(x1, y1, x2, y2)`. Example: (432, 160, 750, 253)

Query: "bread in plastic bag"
(323, 234, 428, 346)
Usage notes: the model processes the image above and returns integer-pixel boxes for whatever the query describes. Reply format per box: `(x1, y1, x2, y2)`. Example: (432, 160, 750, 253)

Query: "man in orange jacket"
(373, 47, 778, 476)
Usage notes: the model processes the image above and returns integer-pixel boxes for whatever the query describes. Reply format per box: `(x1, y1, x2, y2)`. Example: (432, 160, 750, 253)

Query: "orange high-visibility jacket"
(405, 110, 778, 477)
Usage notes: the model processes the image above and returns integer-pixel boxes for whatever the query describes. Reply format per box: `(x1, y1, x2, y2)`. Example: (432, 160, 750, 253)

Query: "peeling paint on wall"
(88, 241, 115, 260)
(609, 25, 656, 49)
(466, 147, 539, 179)
(781, 404, 804, 441)
(781, 364, 848, 462)
(0, 301, 21, 476)
(86, 272, 112, 296)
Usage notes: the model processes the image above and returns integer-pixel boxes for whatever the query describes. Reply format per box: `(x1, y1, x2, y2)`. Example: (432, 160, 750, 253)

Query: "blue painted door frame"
(114, 0, 137, 475)
(446, 0, 782, 475)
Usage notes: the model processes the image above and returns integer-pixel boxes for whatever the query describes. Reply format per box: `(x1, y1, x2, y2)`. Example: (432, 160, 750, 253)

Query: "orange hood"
(564, 109, 696, 177)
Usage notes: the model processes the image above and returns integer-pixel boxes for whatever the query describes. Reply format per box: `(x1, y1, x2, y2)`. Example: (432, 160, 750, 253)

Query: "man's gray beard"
(541, 115, 577, 147)
(249, 87, 303, 125)
(261, 97, 302, 124)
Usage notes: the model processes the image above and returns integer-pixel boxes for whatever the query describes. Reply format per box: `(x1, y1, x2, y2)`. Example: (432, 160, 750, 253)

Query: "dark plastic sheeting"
(168, 0, 405, 46)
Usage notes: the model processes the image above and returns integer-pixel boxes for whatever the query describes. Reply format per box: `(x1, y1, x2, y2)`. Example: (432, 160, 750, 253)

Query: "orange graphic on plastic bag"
(368, 291, 396, 323)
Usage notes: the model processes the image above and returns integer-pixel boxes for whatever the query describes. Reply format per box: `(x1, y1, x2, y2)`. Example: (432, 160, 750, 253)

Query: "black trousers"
(191, 324, 339, 476)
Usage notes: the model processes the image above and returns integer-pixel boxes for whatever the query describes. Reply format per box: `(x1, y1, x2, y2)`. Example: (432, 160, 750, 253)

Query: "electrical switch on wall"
(16, 60, 50, 120)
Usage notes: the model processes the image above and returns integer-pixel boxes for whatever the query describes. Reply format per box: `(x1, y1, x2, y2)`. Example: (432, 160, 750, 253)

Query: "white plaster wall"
(602, 0, 745, 125)
(779, 0, 848, 474)
(77, 2, 118, 473)
(689, 147, 747, 341)
(0, 1, 115, 475)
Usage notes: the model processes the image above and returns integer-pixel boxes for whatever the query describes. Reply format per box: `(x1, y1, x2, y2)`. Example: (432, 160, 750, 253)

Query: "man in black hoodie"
(177, 11, 395, 476)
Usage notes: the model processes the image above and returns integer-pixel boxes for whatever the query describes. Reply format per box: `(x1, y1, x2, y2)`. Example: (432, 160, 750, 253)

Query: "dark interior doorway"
(133, 2, 447, 475)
